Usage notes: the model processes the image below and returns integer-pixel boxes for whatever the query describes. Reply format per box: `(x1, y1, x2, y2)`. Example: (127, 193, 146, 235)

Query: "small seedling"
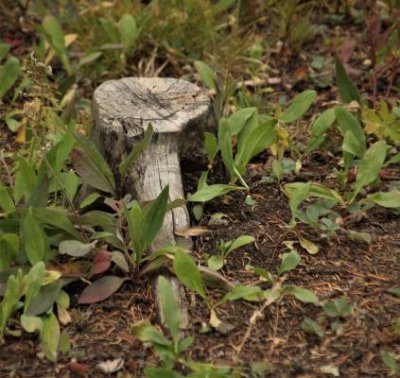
(208, 235, 255, 271)
(323, 297, 353, 318)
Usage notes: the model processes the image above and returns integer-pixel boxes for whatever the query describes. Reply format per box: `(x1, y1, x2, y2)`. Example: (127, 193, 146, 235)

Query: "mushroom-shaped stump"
(92, 77, 212, 327)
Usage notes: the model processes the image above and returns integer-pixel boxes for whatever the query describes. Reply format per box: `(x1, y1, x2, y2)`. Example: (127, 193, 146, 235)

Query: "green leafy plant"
(131, 276, 193, 371)
(0, 54, 20, 99)
(0, 122, 170, 361)
(323, 297, 353, 318)
(207, 235, 255, 271)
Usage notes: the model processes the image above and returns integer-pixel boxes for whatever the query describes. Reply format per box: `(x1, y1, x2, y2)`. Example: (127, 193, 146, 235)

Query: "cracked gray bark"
(92, 77, 213, 329)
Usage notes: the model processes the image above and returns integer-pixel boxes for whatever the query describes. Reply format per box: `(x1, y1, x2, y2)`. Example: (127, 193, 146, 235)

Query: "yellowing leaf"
(43, 270, 62, 285)
(16, 123, 26, 144)
(298, 237, 319, 254)
(64, 34, 78, 47)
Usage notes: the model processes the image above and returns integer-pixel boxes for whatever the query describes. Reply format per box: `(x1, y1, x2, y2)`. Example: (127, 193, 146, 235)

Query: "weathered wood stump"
(92, 77, 212, 328)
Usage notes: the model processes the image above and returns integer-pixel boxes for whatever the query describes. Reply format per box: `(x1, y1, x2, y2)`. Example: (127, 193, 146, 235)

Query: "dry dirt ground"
(1, 156, 399, 377)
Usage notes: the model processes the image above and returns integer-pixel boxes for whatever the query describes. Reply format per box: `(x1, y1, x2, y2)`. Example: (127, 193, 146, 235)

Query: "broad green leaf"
(22, 208, 49, 265)
(42, 15, 71, 73)
(31, 207, 82, 240)
(246, 118, 277, 159)
(72, 132, 116, 195)
(308, 108, 336, 151)
(59, 331, 71, 354)
(278, 249, 300, 275)
(25, 175, 49, 208)
(127, 201, 145, 258)
(248, 265, 274, 283)
(335, 108, 366, 158)
(119, 124, 153, 178)
(79, 192, 102, 208)
(188, 184, 240, 202)
(204, 132, 218, 164)
(142, 186, 169, 251)
(178, 335, 193, 354)
(218, 118, 235, 179)
(23, 262, 45, 313)
(0, 56, 20, 98)
(194, 61, 216, 91)
(49, 171, 81, 202)
(226, 235, 255, 254)
(40, 311, 60, 362)
(0, 185, 15, 215)
(21, 314, 43, 333)
(131, 320, 170, 346)
(287, 286, 319, 304)
(5, 117, 20, 132)
(367, 190, 400, 208)
(281, 90, 317, 123)
(301, 317, 324, 337)
(157, 276, 180, 349)
(59, 240, 96, 257)
(56, 290, 70, 308)
(118, 14, 139, 54)
(111, 251, 130, 272)
(25, 280, 62, 316)
(284, 182, 311, 223)
(323, 297, 352, 317)
(78, 276, 127, 304)
(309, 183, 344, 205)
(80, 210, 118, 231)
(235, 119, 277, 170)
(185, 360, 231, 375)
(207, 255, 224, 271)
(352, 140, 387, 199)
(222, 285, 264, 302)
(335, 59, 360, 104)
(173, 251, 207, 301)
(166, 198, 186, 212)
(13, 157, 38, 204)
(230, 107, 258, 136)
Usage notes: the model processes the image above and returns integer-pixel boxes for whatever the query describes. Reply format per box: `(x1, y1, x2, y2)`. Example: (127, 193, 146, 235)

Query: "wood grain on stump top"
(93, 77, 211, 138)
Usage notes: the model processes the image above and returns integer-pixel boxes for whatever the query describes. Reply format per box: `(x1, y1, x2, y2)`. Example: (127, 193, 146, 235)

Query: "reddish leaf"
(91, 249, 112, 275)
(68, 361, 89, 377)
(78, 276, 128, 304)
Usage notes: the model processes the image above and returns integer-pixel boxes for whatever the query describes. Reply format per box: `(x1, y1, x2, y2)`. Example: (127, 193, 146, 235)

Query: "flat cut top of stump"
(93, 77, 211, 138)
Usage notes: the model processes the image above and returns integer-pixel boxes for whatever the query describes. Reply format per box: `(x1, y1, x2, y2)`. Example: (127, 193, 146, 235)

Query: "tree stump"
(92, 77, 212, 328)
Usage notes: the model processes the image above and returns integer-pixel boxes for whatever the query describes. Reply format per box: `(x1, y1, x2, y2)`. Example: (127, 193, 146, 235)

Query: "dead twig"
(233, 278, 285, 360)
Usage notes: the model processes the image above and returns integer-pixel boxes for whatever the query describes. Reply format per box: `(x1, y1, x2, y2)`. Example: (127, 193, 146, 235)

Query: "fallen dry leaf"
(97, 358, 124, 374)
(175, 226, 210, 238)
